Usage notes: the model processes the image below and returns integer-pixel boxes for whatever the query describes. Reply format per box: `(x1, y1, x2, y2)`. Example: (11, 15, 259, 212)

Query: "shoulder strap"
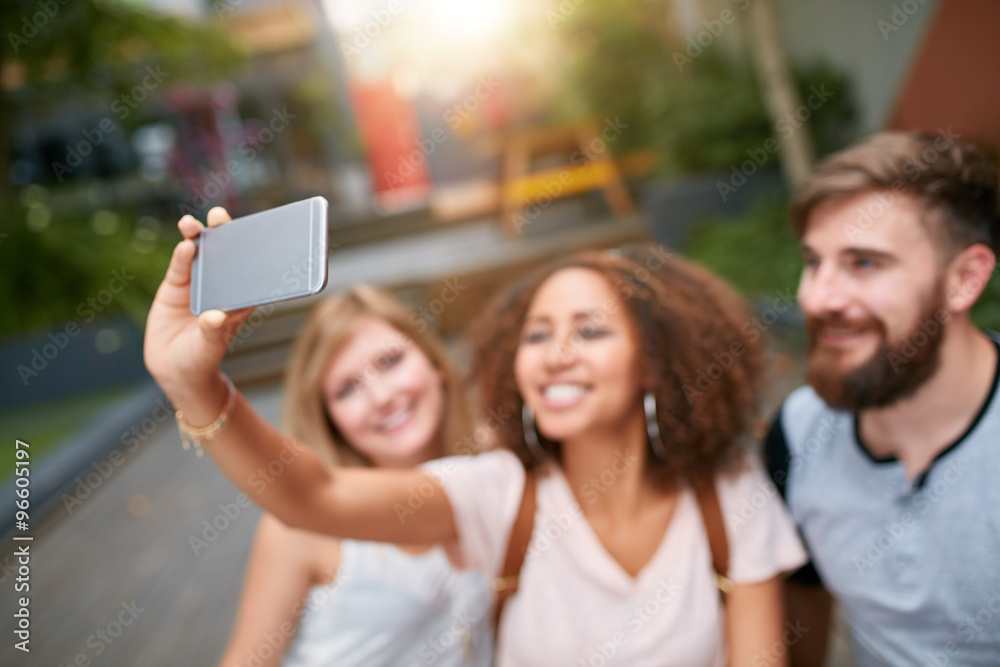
(693, 480, 733, 597)
(492, 468, 536, 630)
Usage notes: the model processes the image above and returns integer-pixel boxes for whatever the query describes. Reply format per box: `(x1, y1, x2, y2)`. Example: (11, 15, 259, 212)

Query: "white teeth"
(543, 384, 585, 401)
(380, 408, 412, 430)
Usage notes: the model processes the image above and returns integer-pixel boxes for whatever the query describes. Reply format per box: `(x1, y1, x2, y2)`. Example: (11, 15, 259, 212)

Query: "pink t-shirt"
(422, 450, 807, 667)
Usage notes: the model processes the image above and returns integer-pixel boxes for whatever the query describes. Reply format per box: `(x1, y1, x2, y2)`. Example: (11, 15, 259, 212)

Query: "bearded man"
(764, 131, 1000, 667)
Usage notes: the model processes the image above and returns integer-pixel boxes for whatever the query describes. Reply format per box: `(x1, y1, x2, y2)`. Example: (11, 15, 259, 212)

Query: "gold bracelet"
(176, 373, 236, 457)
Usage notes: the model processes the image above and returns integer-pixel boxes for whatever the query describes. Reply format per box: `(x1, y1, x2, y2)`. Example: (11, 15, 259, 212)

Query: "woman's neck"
(559, 410, 663, 516)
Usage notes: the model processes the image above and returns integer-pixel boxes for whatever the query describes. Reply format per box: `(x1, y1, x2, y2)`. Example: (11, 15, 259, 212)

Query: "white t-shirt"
(423, 450, 807, 667)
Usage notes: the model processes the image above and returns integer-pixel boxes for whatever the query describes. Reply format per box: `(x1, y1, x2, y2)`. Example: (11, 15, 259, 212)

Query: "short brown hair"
(790, 131, 999, 255)
(283, 285, 474, 467)
(467, 246, 762, 489)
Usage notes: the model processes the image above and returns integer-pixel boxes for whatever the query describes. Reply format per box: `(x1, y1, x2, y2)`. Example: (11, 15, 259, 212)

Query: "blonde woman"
(216, 286, 492, 667)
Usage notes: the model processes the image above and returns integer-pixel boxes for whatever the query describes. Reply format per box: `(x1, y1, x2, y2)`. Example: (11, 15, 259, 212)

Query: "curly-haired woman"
(145, 207, 806, 666)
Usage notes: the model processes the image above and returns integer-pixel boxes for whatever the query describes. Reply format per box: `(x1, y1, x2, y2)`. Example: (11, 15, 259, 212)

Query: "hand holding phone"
(189, 196, 329, 314)
(143, 200, 328, 400)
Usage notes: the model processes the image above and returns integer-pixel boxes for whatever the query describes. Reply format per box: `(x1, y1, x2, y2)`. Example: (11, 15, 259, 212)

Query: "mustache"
(806, 314, 881, 336)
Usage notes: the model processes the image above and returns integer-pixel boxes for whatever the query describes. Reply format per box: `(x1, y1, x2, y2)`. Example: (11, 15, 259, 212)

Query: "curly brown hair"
(467, 245, 763, 489)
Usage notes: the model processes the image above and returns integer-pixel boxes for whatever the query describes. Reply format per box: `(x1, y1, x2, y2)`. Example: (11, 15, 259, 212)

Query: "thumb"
(197, 309, 232, 346)
(198, 307, 257, 346)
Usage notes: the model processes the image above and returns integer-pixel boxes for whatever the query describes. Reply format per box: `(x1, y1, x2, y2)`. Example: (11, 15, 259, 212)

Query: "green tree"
(1, 0, 245, 337)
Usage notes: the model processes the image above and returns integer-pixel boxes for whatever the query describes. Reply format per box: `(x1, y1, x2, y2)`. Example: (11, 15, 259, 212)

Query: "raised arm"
(143, 208, 457, 544)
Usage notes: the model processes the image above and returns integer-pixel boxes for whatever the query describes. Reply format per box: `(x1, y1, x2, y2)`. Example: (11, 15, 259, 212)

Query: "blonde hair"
(282, 285, 474, 467)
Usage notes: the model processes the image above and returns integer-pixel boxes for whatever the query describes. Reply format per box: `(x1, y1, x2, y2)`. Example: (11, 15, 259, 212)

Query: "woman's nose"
(544, 331, 578, 369)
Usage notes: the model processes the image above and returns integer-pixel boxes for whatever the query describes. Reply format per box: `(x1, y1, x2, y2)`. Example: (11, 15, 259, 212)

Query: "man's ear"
(944, 243, 996, 313)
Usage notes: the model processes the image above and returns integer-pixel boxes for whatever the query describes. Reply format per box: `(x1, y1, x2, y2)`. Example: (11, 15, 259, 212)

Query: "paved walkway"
(0, 384, 277, 666)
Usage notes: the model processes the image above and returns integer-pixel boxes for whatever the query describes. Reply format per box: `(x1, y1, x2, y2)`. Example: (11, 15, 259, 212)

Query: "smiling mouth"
(540, 383, 588, 407)
(821, 326, 865, 338)
(817, 326, 873, 345)
(377, 405, 415, 432)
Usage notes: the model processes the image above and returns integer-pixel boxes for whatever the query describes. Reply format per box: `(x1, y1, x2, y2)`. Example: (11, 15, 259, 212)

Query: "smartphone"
(189, 196, 329, 315)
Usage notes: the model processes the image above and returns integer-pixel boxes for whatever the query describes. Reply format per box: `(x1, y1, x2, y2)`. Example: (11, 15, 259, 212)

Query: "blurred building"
(678, 0, 999, 147)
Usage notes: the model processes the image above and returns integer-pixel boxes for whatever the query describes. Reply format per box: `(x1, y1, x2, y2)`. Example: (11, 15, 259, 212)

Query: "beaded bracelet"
(176, 373, 235, 457)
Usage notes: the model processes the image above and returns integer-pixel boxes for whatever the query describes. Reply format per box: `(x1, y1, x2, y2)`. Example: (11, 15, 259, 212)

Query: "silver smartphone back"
(189, 196, 329, 315)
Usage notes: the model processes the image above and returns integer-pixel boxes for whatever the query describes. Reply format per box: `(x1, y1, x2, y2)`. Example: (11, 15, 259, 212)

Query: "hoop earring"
(521, 404, 547, 463)
(644, 391, 668, 460)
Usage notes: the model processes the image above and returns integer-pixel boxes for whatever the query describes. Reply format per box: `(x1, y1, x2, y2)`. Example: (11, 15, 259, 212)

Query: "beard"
(805, 289, 946, 412)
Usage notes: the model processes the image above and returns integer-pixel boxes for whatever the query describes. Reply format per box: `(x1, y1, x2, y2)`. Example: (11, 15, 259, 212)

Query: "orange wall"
(888, 0, 1000, 148)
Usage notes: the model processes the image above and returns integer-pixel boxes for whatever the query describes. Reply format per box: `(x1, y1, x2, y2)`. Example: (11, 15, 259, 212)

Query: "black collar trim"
(851, 334, 1000, 488)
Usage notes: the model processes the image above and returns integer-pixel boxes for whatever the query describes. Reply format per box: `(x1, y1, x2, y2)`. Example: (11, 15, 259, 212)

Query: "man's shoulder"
(780, 386, 838, 436)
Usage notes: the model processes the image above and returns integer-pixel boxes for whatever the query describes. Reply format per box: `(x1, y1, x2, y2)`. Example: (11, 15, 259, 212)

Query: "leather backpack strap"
(492, 469, 537, 631)
(693, 480, 734, 598)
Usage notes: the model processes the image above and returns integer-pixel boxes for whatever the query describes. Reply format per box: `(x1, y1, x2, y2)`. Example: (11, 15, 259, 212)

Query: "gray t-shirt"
(765, 336, 1000, 666)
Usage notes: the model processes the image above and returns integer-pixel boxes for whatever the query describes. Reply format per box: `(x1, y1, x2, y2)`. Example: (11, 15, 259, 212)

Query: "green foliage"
(0, 0, 246, 339)
(1, 0, 245, 93)
(686, 199, 1000, 334)
(644, 54, 772, 174)
(972, 268, 1000, 333)
(551, 0, 856, 174)
(687, 199, 802, 297)
(791, 61, 856, 158)
(0, 189, 174, 339)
